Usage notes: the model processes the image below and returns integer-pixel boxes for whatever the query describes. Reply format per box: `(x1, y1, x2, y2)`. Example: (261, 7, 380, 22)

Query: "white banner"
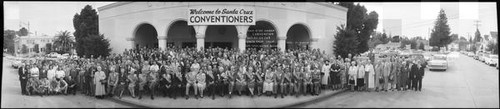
(188, 7, 255, 25)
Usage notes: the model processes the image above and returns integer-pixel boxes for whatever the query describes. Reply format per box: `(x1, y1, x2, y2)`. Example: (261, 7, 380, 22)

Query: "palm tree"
(53, 30, 75, 54)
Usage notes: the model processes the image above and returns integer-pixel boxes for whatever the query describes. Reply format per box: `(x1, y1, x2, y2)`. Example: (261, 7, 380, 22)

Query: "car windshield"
(491, 55, 498, 59)
(433, 56, 446, 60)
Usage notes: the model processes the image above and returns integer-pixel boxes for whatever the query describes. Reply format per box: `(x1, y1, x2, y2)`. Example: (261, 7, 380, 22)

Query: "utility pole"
(428, 28, 431, 39)
(473, 20, 481, 30)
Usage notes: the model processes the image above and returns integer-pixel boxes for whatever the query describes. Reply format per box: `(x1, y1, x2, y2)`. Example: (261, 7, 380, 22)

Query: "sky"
(359, 2, 497, 39)
(3, 2, 498, 40)
(3, 1, 113, 36)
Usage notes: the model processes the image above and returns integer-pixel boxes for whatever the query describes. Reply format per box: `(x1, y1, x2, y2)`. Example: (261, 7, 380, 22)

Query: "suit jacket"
(18, 66, 27, 80)
(416, 65, 425, 78)
(410, 64, 418, 79)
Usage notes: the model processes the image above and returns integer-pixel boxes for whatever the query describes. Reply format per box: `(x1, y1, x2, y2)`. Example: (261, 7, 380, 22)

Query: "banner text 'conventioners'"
(189, 8, 254, 25)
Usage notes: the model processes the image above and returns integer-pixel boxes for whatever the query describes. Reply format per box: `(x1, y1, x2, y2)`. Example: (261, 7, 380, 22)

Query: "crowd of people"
(17, 47, 427, 101)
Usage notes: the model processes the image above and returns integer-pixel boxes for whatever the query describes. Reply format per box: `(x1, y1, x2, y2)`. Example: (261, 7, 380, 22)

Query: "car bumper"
(428, 65, 447, 70)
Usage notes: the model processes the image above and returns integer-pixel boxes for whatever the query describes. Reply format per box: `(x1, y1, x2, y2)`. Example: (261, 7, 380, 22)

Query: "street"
(297, 53, 499, 108)
(2, 53, 498, 108)
(1, 57, 132, 108)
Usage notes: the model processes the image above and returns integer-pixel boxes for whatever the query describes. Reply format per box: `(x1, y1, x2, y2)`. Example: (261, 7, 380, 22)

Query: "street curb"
(107, 89, 347, 108)
(279, 89, 348, 108)
(107, 97, 154, 108)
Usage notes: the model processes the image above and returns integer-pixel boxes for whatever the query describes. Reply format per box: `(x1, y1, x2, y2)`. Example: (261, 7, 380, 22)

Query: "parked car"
(467, 52, 475, 57)
(479, 53, 487, 62)
(11, 60, 22, 68)
(427, 54, 448, 71)
(47, 52, 61, 58)
(485, 54, 498, 66)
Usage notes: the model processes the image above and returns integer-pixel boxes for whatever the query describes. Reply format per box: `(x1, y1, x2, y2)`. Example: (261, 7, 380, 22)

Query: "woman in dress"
(263, 68, 274, 96)
(196, 66, 206, 98)
(365, 60, 375, 91)
(107, 64, 119, 97)
(348, 61, 357, 91)
(93, 66, 106, 99)
(246, 66, 256, 97)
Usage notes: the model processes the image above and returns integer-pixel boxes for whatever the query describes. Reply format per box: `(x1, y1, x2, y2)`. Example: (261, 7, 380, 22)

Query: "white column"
(158, 36, 167, 50)
(194, 25, 207, 51)
(236, 25, 249, 53)
(126, 37, 135, 49)
(277, 36, 287, 52)
(238, 36, 246, 52)
(196, 37, 205, 51)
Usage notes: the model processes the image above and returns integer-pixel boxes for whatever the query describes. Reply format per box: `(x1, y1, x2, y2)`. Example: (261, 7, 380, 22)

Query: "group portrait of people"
(17, 47, 427, 101)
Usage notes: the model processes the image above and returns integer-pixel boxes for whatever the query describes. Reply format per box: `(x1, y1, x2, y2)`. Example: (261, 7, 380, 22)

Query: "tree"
(381, 31, 389, 44)
(411, 41, 418, 49)
(474, 28, 482, 43)
(486, 42, 498, 54)
(399, 36, 412, 49)
(459, 36, 467, 41)
(53, 31, 75, 54)
(83, 34, 112, 58)
(73, 5, 99, 57)
(333, 25, 359, 58)
(450, 34, 458, 42)
(429, 9, 452, 51)
(4, 30, 17, 54)
(484, 35, 490, 41)
(17, 27, 29, 36)
(338, 2, 379, 54)
(419, 42, 425, 50)
(358, 11, 379, 52)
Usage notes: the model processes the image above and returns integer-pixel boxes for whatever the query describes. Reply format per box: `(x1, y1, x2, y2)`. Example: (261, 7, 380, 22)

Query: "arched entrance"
(205, 25, 238, 49)
(134, 23, 158, 49)
(166, 21, 196, 48)
(286, 24, 311, 50)
(246, 21, 278, 51)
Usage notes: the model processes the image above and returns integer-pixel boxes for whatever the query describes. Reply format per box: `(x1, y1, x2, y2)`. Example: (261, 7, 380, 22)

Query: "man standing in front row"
(409, 59, 418, 91)
(415, 60, 425, 91)
(18, 63, 28, 95)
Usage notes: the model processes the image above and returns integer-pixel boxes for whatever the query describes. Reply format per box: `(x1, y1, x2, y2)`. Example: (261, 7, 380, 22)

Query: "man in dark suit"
(18, 62, 28, 95)
(409, 59, 418, 91)
(206, 66, 216, 100)
(416, 60, 425, 91)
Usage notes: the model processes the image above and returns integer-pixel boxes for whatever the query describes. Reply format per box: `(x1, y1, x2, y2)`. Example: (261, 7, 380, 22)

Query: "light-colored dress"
(93, 70, 106, 96)
(321, 64, 330, 85)
(366, 64, 375, 88)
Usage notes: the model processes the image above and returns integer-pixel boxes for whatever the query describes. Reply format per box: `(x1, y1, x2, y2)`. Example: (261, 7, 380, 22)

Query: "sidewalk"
(110, 89, 346, 108)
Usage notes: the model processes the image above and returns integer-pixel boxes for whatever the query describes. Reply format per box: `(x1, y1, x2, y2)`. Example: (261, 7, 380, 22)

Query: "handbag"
(100, 79, 107, 84)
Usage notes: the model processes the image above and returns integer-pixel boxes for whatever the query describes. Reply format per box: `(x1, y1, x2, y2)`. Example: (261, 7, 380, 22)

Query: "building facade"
(98, 2, 347, 54)
(14, 35, 55, 56)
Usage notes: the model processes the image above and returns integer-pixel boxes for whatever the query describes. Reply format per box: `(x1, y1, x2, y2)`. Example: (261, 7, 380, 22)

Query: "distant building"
(14, 35, 55, 56)
(375, 42, 401, 51)
(447, 43, 459, 51)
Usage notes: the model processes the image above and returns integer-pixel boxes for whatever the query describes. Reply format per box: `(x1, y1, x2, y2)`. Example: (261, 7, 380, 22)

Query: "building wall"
(15, 36, 55, 54)
(99, 2, 347, 54)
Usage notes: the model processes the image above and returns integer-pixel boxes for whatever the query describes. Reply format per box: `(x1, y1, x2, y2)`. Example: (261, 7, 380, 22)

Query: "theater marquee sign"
(188, 7, 255, 25)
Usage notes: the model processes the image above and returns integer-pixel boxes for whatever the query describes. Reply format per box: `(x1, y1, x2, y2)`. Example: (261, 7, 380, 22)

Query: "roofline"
(97, 2, 348, 12)
(98, 2, 132, 11)
(313, 2, 348, 12)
